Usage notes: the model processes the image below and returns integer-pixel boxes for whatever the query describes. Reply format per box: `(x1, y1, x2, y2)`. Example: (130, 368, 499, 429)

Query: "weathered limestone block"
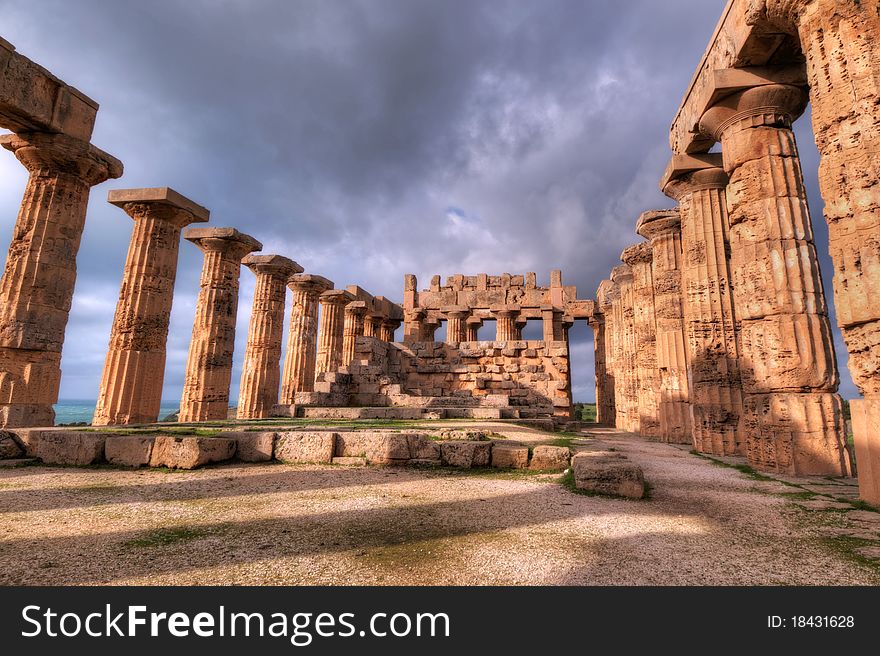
(491, 445, 529, 469)
(342, 301, 368, 366)
(316, 289, 354, 375)
(572, 451, 646, 499)
(179, 228, 261, 423)
(222, 430, 275, 462)
(439, 440, 491, 468)
(701, 82, 848, 476)
(851, 399, 880, 506)
(663, 161, 744, 455)
(529, 445, 570, 471)
(149, 436, 236, 469)
(0, 431, 24, 459)
(637, 209, 691, 443)
(105, 435, 155, 467)
(408, 433, 441, 462)
(94, 188, 209, 426)
(275, 431, 336, 463)
(16, 429, 107, 465)
(237, 255, 303, 420)
(334, 431, 413, 464)
(621, 242, 661, 438)
(0, 132, 122, 428)
(280, 274, 333, 400)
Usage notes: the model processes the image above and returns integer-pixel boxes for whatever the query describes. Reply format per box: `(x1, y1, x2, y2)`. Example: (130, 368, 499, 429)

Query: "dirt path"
(1, 430, 878, 585)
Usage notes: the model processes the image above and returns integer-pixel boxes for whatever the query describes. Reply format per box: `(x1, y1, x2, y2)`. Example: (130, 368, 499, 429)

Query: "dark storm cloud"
(0, 0, 858, 402)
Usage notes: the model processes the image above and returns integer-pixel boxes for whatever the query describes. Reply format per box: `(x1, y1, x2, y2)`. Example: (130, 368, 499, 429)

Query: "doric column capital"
(636, 209, 680, 241)
(345, 300, 369, 317)
(490, 305, 521, 319)
(288, 273, 333, 295)
(319, 289, 355, 306)
(184, 227, 262, 259)
(699, 83, 808, 142)
(243, 254, 303, 279)
(610, 264, 633, 286)
(108, 187, 209, 228)
(405, 308, 426, 321)
(596, 279, 618, 310)
(466, 315, 484, 327)
(382, 319, 402, 331)
(620, 242, 652, 266)
(663, 167, 729, 200)
(0, 131, 122, 184)
(444, 305, 470, 319)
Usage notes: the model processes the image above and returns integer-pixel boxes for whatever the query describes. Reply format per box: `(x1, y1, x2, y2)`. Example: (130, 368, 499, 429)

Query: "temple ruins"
(1, 0, 879, 506)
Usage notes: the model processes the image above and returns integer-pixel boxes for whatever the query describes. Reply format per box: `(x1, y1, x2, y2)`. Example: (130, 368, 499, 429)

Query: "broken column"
(94, 188, 209, 426)
(237, 255, 302, 420)
(0, 132, 122, 427)
(596, 280, 618, 426)
(663, 156, 744, 456)
(493, 306, 520, 342)
(178, 228, 261, 423)
(315, 289, 354, 375)
(445, 307, 469, 344)
(621, 242, 661, 438)
(700, 82, 849, 476)
(342, 301, 368, 366)
(637, 209, 691, 444)
(280, 274, 333, 400)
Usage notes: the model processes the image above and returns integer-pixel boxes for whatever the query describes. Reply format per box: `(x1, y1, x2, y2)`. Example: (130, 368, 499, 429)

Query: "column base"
(851, 398, 880, 506)
(0, 403, 55, 428)
(744, 392, 851, 477)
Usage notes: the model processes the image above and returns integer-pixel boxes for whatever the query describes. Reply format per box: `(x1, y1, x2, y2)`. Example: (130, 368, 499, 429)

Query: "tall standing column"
(342, 301, 368, 366)
(621, 242, 661, 438)
(94, 188, 208, 426)
(280, 274, 333, 400)
(178, 228, 261, 423)
(493, 306, 520, 341)
(0, 132, 122, 427)
(445, 307, 469, 344)
(663, 158, 744, 456)
(237, 255, 302, 420)
(637, 209, 691, 444)
(610, 265, 637, 432)
(596, 280, 618, 426)
(700, 83, 849, 476)
(315, 290, 354, 375)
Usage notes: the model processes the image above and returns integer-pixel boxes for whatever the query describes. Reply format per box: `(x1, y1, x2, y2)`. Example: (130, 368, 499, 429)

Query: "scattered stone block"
(149, 436, 236, 469)
(17, 429, 107, 466)
(440, 441, 491, 468)
(407, 434, 440, 461)
(105, 435, 155, 467)
(275, 431, 336, 463)
(572, 451, 646, 499)
(224, 431, 274, 462)
(491, 445, 529, 469)
(530, 445, 571, 471)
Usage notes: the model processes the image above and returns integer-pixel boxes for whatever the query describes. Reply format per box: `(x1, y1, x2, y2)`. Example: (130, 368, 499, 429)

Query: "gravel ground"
(1, 430, 878, 586)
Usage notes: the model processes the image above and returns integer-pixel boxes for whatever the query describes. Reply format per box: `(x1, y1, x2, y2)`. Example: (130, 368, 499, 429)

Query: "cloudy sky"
(0, 0, 859, 405)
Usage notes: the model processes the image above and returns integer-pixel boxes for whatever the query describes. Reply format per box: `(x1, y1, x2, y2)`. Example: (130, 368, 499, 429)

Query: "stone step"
(298, 406, 523, 420)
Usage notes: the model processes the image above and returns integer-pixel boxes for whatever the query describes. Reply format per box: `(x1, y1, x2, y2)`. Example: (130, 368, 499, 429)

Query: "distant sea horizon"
(53, 399, 181, 425)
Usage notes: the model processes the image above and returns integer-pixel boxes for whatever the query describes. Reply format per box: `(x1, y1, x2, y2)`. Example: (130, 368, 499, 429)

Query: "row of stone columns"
(596, 82, 851, 478)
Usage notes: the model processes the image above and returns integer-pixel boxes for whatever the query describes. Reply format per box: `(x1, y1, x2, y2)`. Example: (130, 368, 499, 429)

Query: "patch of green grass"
(123, 525, 212, 548)
(690, 451, 777, 482)
(819, 535, 880, 575)
(843, 499, 880, 513)
(780, 491, 818, 500)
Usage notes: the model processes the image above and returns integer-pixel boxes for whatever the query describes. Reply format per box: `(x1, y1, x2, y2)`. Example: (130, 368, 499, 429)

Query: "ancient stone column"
(0, 132, 122, 427)
(700, 83, 849, 476)
(237, 255, 302, 420)
(280, 274, 333, 400)
(663, 157, 744, 456)
(596, 280, 618, 426)
(610, 265, 637, 432)
(637, 209, 691, 444)
(445, 307, 469, 344)
(493, 306, 520, 342)
(542, 306, 564, 342)
(514, 317, 527, 340)
(178, 228, 261, 423)
(465, 316, 483, 342)
(621, 243, 661, 438)
(342, 301, 368, 367)
(93, 188, 208, 426)
(315, 289, 354, 374)
(403, 309, 426, 343)
(364, 316, 381, 338)
(424, 317, 440, 343)
(380, 319, 400, 342)
(590, 313, 612, 426)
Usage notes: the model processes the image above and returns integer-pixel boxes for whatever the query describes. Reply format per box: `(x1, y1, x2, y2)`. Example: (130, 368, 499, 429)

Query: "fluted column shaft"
(493, 308, 519, 342)
(610, 266, 637, 432)
(379, 320, 400, 342)
(342, 302, 368, 366)
(701, 83, 849, 476)
(622, 243, 660, 438)
(591, 317, 612, 425)
(465, 318, 483, 342)
(0, 132, 121, 427)
(237, 256, 301, 419)
(596, 280, 618, 427)
(364, 317, 380, 338)
(94, 193, 205, 426)
(446, 311, 468, 344)
(179, 230, 260, 422)
(280, 275, 332, 400)
(638, 210, 691, 444)
(316, 291, 352, 375)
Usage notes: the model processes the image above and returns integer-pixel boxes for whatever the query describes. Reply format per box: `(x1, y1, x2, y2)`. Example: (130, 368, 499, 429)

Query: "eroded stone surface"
(274, 431, 336, 464)
(148, 436, 236, 469)
(572, 451, 646, 499)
